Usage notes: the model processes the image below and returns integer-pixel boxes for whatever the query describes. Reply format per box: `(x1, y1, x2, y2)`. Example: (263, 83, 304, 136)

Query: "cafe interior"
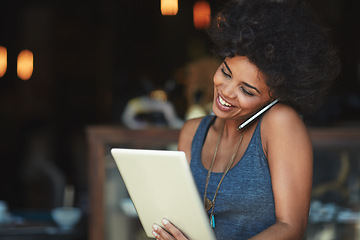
(0, 0, 359, 239)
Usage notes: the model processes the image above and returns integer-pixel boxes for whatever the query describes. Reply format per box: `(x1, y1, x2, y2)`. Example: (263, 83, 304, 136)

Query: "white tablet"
(110, 148, 216, 240)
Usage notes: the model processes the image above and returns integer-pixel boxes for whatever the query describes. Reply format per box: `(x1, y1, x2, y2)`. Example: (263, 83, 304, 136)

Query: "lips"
(216, 94, 235, 111)
(218, 95, 233, 107)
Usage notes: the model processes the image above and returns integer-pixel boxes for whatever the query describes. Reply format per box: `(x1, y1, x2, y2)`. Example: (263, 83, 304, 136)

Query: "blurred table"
(305, 222, 360, 240)
(0, 210, 87, 240)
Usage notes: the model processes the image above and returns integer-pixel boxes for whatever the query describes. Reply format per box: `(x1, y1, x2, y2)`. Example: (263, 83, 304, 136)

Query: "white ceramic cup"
(51, 207, 82, 230)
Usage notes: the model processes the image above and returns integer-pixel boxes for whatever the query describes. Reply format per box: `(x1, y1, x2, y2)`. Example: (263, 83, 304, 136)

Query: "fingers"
(162, 219, 187, 239)
(152, 224, 165, 240)
(152, 219, 187, 240)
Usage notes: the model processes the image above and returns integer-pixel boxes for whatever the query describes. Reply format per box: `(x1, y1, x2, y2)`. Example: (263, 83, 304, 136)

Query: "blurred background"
(0, 0, 359, 239)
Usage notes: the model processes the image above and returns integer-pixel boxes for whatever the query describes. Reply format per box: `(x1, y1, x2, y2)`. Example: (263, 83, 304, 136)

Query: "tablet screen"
(111, 148, 216, 240)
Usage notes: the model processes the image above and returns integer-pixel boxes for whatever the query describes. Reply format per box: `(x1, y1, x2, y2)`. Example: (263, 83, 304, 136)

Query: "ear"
(268, 89, 277, 100)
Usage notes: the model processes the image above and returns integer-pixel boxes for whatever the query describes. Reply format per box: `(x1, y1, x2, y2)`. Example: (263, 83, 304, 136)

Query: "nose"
(222, 81, 237, 99)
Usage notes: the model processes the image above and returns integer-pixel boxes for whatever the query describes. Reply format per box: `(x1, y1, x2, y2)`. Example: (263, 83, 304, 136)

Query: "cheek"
(238, 96, 261, 110)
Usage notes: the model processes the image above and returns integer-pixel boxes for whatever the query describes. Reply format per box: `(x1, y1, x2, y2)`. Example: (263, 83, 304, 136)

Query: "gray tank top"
(190, 115, 276, 240)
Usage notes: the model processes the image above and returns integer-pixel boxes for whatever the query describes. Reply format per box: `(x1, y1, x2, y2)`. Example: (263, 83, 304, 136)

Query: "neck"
(217, 119, 247, 140)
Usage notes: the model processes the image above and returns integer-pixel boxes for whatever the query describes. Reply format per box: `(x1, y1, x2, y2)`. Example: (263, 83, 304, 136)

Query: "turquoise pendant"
(210, 214, 215, 228)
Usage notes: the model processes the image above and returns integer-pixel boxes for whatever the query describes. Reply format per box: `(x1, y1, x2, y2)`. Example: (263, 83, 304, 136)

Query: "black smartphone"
(238, 99, 279, 130)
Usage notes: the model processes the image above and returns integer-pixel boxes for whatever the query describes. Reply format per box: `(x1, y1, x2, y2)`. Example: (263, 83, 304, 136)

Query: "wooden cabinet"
(86, 126, 360, 240)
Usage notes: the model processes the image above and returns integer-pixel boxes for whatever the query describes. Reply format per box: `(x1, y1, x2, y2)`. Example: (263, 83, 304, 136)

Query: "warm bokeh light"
(161, 0, 178, 16)
(193, 1, 211, 30)
(17, 49, 33, 80)
(0, 46, 7, 77)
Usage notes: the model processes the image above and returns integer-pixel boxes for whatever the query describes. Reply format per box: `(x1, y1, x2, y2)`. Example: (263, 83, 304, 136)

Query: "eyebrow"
(223, 60, 232, 74)
(243, 82, 260, 94)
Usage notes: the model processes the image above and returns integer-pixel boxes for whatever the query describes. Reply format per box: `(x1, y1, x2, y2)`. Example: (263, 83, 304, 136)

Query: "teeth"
(219, 96, 232, 107)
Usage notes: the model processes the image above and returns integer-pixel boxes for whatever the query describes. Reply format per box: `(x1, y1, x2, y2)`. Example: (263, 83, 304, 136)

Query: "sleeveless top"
(190, 115, 276, 240)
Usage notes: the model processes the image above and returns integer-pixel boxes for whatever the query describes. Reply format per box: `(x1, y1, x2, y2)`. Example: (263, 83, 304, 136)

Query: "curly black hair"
(208, 0, 341, 114)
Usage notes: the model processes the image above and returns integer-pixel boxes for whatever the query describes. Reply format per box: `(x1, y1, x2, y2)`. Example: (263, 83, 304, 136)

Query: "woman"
(152, 0, 340, 239)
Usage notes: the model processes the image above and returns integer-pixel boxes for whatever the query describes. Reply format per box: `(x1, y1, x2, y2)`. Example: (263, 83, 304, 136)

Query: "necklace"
(204, 120, 246, 229)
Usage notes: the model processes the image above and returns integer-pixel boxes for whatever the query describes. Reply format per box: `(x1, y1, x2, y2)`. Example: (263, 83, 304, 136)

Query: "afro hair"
(208, 0, 341, 114)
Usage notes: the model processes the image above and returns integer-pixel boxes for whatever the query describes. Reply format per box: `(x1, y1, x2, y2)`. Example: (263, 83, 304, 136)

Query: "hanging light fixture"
(193, 0, 211, 30)
(0, 46, 7, 78)
(161, 0, 178, 16)
(17, 49, 33, 80)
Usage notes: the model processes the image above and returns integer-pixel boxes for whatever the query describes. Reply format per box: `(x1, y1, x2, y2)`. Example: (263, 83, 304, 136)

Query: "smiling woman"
(152, 0, 341, 240)
(208, 0, 340, 115)
(212, 56, 273, 122)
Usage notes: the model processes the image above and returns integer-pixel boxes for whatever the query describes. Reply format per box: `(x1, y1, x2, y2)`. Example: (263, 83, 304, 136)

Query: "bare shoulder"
(262, 103, 309, 137)
(178, 117, 204, 161)
(179, 117, 203, 140)
(261, 103, 312, 155)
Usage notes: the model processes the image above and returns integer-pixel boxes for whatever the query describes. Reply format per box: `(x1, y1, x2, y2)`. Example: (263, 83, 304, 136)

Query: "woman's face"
(212, 56, 273, 122)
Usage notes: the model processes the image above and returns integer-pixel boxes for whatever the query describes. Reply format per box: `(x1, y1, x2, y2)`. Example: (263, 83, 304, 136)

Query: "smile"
(218, 95, 233, 107)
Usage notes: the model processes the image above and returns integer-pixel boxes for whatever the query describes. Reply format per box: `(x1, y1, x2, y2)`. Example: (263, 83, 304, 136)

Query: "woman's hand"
(152, 219, 189, 240)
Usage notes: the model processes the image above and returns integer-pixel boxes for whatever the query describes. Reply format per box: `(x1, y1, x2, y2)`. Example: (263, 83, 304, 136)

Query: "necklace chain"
(203, 120, 246, 228)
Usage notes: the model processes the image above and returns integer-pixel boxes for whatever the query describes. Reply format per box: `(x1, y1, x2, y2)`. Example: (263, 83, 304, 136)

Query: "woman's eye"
(240, 87, 254, 96)
(221, 68, 231, 78)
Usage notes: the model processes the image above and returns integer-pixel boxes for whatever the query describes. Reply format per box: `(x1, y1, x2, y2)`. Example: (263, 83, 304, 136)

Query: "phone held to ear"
(238, 99, 279, 130)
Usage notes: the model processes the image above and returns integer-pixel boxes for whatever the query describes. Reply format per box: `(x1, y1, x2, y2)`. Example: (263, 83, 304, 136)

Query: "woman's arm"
(250, 104, 313, 240)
